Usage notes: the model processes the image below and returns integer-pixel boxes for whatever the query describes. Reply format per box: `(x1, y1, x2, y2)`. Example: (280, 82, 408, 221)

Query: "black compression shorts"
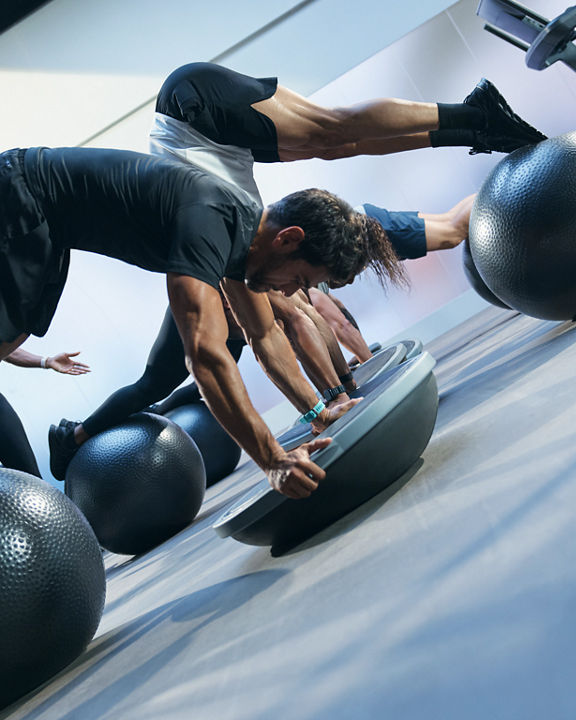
(156, 62, 280, 163)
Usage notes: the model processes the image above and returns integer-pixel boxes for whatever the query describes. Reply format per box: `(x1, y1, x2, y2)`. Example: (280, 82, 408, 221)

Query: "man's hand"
(268, 437, 332, 498)
(310, 397, 362, 434)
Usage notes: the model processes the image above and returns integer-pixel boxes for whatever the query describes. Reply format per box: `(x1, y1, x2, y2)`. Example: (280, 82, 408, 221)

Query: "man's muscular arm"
(221, 279, 360, 424)
(308, 288, 373, 363)
(168, 272, 329, 498)
(267, 290, 352, 401)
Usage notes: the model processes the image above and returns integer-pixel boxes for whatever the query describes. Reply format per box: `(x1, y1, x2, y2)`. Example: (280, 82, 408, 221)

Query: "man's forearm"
(283, 314, 346, 395)
(302, 306, 353, 385)
(334, 321, 373, 363)
(192, 349, 285, 471)
(4, 348, 44, 368)
(250, 323, 329, 415)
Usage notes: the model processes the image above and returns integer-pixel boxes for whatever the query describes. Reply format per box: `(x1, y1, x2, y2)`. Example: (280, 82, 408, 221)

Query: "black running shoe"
(468, 129, 540, 155)
(48, 422, 79, 481)
(58, 417, 81, 432)
(464, 78, 547, 147)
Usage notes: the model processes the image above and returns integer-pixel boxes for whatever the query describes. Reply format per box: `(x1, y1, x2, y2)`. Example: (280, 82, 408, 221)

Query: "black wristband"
(323, 384, 346, 402)
(339, 372, 354, 384)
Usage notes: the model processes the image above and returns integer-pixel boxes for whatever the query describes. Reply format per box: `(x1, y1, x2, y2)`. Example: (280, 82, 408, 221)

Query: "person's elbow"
(184, 337, 229, 381)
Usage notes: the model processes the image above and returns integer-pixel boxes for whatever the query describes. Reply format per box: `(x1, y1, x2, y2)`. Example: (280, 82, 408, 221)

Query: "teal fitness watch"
(299, 400, 326, 424)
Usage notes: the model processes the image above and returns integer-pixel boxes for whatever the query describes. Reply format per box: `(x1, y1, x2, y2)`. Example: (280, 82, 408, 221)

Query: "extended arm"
(308, 289, 373, 363)
(168, 273, 335, 498)
(5, 349, 90, 375)
(267, 290, 353, 401)
(221, 279, 359, 423)
(292, 291, 357, 394)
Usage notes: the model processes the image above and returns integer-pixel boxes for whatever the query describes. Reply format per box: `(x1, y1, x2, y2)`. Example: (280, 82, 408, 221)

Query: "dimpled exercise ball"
(0, 468, 105, 709)
(462, 238, 511, 309)
(165, 402, 242, 486)
(469, 131, 576, 320)
(65, 413, 206, 555)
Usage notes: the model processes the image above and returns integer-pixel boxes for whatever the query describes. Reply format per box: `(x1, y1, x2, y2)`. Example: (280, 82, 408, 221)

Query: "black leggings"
(82, 307, 245, 436)
(0, 392, 41, 476)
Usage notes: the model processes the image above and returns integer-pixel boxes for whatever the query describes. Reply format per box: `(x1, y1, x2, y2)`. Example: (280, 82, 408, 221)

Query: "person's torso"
(24, 147, 262, 283)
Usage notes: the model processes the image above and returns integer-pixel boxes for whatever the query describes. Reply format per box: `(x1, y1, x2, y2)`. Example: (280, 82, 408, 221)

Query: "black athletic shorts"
(0, 149, 70, 342)
(156, 62, 280, 162)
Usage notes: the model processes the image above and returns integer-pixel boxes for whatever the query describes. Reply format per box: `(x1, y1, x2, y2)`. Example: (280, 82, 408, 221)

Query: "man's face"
(246, 254, 330, 297)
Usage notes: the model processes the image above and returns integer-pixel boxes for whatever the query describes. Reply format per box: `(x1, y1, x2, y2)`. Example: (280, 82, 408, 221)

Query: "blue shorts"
(361, 204, 426, 260)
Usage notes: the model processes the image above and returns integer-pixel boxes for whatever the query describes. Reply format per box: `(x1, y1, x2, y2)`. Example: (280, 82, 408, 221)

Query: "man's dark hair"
(266, 189, 406, 288)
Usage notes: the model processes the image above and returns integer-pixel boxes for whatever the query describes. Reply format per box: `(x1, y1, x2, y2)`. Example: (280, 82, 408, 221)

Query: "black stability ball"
(0, 468, 105, 710)
(165, 402, 242, 486)
(469, 131, 576, 320)
(65, 413, 205, 555)
(462, 238, 511, 309)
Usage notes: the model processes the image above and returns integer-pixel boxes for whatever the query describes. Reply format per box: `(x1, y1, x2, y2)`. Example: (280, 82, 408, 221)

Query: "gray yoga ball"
(469, 132, 576, 320)
(462, 238, 511, 309)
(0, 468, 105, 709)
(65, 413, 206, 555)
(166, 402, 242, 486)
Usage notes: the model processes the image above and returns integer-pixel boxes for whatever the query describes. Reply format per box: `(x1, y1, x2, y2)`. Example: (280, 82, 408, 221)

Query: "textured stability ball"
(0, 468, 105, 710)
(462, 238, 510, 309)
(469, 131, 576, 320)
(65, 413, 206, 555)
(165, 402, 242, 486)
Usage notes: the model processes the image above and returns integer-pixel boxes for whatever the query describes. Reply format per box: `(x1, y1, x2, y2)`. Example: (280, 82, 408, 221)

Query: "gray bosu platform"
(6, 307, 576, 720)
(279, 341, 408, 451)
(213, 352, 438, 553)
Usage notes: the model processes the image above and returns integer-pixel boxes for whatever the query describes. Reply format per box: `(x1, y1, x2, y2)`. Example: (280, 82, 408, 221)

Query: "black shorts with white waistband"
(156, 62, 280, 162)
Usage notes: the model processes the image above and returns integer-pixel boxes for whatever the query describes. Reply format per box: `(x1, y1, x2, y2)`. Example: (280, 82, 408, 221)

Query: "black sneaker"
(59, 417, 81, 432)
(48, 423, 79, 481)
(468, 129, 540, 155)
(464, 78, 547, 147)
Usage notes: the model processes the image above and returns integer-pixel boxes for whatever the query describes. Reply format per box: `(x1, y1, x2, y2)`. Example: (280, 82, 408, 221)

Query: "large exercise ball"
(462, 238, 511, 309)
(65, 413, 205, 555)
(0, 468, 105, 709)
(469, 131, 576, 320)
(165, 402, 242, 486)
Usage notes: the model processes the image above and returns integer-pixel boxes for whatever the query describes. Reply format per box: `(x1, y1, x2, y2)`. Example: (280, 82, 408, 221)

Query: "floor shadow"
(6, 568, 288, 719)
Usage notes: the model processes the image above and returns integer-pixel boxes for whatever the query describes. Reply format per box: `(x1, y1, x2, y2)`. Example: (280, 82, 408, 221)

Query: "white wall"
(0, 0, 572, 483)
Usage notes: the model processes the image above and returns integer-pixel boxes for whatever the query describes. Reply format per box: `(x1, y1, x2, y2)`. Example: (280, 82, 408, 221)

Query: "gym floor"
(5, 304, 576, 720)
